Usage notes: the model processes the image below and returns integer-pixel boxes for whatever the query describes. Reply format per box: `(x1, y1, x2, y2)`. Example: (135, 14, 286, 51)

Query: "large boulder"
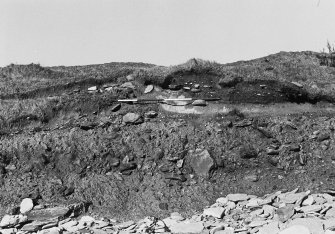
(189, 149, 216, 178)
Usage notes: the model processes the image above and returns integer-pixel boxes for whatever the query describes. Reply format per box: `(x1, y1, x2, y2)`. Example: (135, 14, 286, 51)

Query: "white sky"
(1, 0, 335, 67)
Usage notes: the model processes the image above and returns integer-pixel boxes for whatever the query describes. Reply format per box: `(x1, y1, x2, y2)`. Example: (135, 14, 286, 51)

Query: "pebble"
(144, 85, 154, 93)
(20, 198, 34, 214)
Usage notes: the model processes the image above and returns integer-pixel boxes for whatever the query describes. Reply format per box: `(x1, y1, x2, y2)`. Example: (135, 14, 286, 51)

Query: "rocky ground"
(0, 188, 335, 233)
(1, 51, 335, 233)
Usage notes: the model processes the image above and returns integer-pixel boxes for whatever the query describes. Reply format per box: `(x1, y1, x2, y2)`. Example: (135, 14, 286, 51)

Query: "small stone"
(21, 222, 41, 232)
(266, 148, 280, 155)
(249, 220, 268, 227)
(167, 221, 203, 233)
(88, 86, 97, 91)
(244, 174, 258, 182)
(20, 198, 34, 214)
(279, 225, 310, 234)
(158, 202, 168, 210)
(326, 207, 335, 217)
(111, 103, 121, 112)
(276, 205, 295, 222)
(122, 113, 143, 124)
(0, 228, 17, 234)
(203, 207, 225, 218)
(116, 220, 135, 229)
(239, 145, 258, 159)
(291, 82, 303, 88)
(144, 85, 154, 94)
(0, 215, 27, 228)
(317, 132, 330, 142)
(120, 82, 135, 89)
(216, 197, 229, 206)
(287, 218, 323, 234)
(302, 195, 314, 206)
(226, 193, 249, 202)
(170, 212, 185, 221)
(192, 99, 207, 106)
(299, 204, 322, 213)
(168, 84, 182, 90)
(60, 220, 78, 230)
(126, 74, 134, 81)
(258, 221, 280, 234)
(189, 149, 216, 178)
(144, 111, 158, 118)
(280, 192, 306, 204)
(176, 159, 184, 168)
(190, 88, 201, 93)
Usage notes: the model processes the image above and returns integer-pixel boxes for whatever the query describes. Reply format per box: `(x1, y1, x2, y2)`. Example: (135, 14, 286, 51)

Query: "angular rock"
(122, 113, 143, 124)
(20, 198, 34, 214)
(203, 207, 225, 219)
(226, 193, 249, 202)
(189, 149, 216, 178)
(279, 225, 310, 234)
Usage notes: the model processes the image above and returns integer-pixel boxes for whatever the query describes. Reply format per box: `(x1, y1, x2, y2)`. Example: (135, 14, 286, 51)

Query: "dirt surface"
(1, 51, 335, 222)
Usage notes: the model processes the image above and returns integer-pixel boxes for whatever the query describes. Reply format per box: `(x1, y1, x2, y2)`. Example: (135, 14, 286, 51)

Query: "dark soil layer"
(0, 51, 335, 222)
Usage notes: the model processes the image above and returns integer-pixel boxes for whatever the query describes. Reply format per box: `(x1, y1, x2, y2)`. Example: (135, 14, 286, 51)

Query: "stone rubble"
(1, 188, 335, 233)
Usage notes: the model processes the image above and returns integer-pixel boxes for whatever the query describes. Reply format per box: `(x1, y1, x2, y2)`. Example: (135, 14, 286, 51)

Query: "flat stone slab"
(27, 207, 69, 221)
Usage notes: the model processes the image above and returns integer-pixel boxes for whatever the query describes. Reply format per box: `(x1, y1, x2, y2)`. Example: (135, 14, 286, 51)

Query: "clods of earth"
(1, 188, 335, 233)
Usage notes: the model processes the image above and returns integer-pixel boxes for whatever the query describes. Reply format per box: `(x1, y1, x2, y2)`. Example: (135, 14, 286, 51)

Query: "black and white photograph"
(1, 0, 335, 233)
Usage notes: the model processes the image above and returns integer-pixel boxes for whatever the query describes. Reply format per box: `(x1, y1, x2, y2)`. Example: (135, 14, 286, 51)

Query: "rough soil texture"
(1, 51, 335, 222)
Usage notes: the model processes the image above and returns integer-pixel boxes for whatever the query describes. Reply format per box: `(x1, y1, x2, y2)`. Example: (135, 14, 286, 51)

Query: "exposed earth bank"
(0, 51, 335, 226)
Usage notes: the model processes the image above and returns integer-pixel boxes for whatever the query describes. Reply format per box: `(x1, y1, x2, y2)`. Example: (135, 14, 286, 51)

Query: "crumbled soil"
(1, 51, 335, 222)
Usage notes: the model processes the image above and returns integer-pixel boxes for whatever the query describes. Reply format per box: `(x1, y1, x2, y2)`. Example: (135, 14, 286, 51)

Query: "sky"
(1, 0, 335, 67)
